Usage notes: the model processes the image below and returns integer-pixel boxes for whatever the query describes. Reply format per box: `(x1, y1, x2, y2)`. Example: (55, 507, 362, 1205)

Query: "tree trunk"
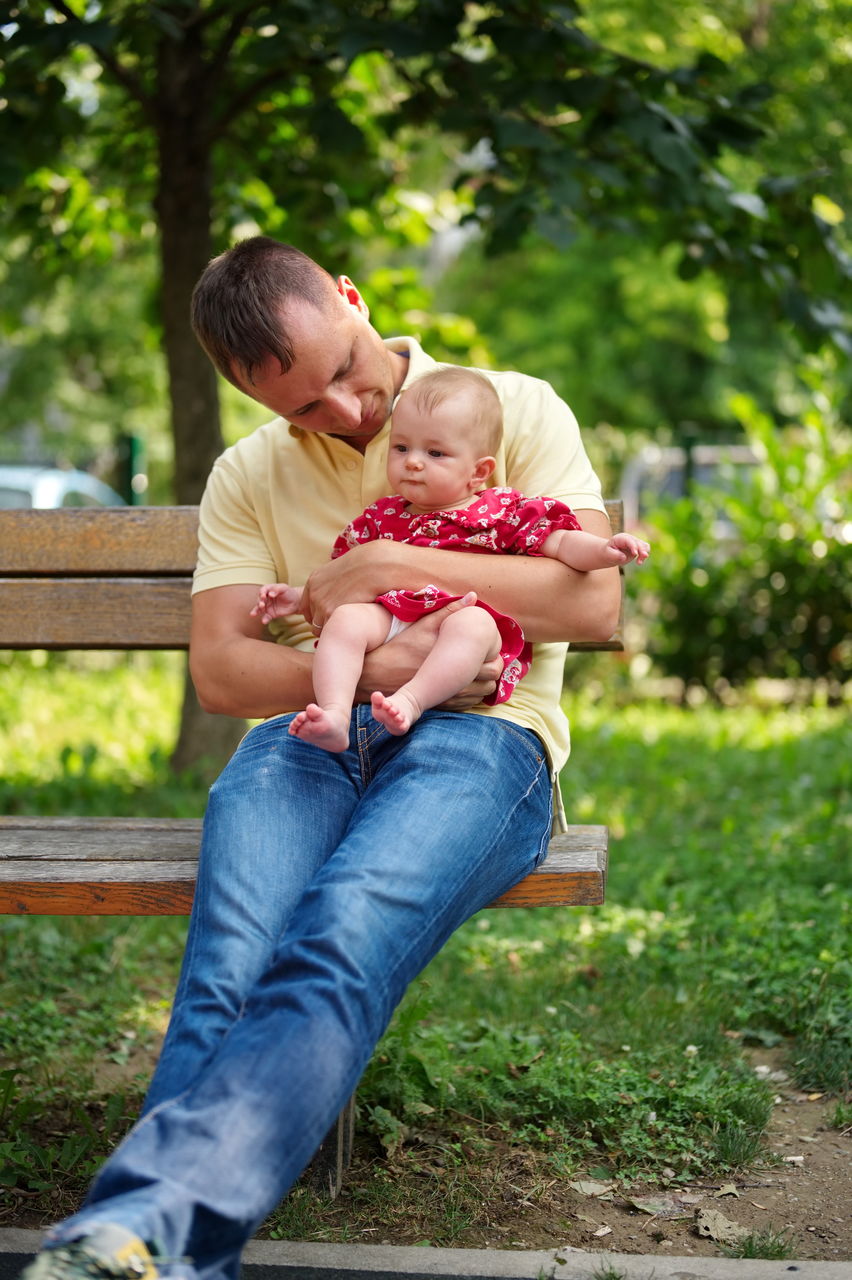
(155, 25, 246, 773)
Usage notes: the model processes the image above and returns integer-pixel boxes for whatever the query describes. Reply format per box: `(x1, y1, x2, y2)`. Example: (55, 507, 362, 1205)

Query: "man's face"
(238, 288, 407, 451)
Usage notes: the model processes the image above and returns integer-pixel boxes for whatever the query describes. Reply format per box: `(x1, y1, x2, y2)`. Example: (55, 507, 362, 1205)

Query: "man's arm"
(189, 583, 502, 719)
(190, 585, 316, 718)
(300, 508, 621, 644)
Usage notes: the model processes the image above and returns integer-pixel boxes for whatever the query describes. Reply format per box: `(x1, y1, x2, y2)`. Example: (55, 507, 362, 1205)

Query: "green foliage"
(638, 369, 851, 687)
(1, 661, 848, 1204)
(0, 651, 207, 815)
(365, 1013, 772, 1178)
(722, 1227, 797, 1260)
(1, 0, 849, 498)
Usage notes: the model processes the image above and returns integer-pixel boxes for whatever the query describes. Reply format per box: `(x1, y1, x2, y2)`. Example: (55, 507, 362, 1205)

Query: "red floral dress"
(331, 488, 583, 705)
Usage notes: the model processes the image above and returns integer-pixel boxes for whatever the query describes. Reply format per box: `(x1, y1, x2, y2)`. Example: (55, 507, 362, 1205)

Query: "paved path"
(1, 1230, 848, 1280)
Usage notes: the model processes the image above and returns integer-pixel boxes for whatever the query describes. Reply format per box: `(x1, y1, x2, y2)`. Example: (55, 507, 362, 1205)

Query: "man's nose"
(326, 387, 361, 429)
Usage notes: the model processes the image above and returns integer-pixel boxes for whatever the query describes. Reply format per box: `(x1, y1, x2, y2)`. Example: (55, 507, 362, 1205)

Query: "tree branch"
(49, 0, 157, 123)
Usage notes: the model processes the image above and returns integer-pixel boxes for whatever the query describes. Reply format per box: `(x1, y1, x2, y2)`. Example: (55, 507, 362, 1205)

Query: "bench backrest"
(0, 502, 624, 651)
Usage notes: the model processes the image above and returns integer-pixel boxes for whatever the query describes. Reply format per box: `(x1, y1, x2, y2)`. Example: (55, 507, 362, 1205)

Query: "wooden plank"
(0, 817, 203, 858)
(604, 498, 622, 533)
(0, 503, 620, 574)
(0, 508, 198, 575)
(0, 576, 621, 652)
(488, 831, 608, 907)
(0, 878, 196, 915)
(0, 579, 192, 648)
(0, 819, 607, 914)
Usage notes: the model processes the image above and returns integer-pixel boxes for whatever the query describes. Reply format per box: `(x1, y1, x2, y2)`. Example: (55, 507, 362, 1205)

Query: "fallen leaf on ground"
(714, 1183, 740, 1198)
(568, 1180, 616, 1198)
(628, 1192, 697, 1218)
(694, 1207, 749, 1246)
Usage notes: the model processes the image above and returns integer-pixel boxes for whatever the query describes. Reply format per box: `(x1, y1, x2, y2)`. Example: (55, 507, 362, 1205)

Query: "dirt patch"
(293, 1056, 851, 1263)
(456, 1090, 850, 1262)
(4, 1051, 850, 1262)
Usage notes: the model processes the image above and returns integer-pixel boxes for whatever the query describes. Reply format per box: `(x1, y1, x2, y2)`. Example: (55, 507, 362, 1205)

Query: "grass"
(723, 1227, 797, 1260)
(0, 650, 850, 1235)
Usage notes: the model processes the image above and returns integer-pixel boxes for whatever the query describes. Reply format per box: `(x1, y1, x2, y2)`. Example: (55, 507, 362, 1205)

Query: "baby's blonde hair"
(400, 366, 503, 457)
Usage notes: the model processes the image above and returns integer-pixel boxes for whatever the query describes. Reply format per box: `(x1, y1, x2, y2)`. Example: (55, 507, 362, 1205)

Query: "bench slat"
(0, 579, 621, 652)
(0, 508, 199, 574)
(0, 818, 606, 914)
(0, 579, 192, 648)
(0, 501, 622, 574)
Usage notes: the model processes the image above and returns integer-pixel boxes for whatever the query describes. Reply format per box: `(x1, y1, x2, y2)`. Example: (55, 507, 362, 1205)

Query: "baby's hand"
(609, 532, 650, 565)
(250, 583, 304, 623)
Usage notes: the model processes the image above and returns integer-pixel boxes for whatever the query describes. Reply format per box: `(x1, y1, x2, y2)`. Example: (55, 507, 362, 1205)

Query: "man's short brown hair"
(191, 237, 336, 388)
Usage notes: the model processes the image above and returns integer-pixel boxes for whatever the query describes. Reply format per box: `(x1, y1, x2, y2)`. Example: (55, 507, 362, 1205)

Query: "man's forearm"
(191, 634, 316, 719)
(331, 541, 620, 643)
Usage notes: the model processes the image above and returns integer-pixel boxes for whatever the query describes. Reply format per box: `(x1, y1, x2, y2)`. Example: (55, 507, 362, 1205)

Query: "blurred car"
(621, 443, 758, 535)
(0, 465, 126, 510)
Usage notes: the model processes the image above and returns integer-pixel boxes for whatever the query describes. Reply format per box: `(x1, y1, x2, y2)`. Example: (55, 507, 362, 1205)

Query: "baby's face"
(386, 394, 489, 513)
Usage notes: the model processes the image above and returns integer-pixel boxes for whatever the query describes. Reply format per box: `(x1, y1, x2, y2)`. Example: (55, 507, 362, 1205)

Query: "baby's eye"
(392, 443, 407, 453)
(428, 449, 445, 458)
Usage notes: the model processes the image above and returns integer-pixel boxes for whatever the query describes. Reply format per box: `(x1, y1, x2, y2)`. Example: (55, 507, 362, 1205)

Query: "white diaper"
(385, 614, 411, 642)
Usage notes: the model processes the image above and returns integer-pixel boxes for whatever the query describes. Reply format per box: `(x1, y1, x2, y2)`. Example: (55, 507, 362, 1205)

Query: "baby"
(252, 366, 648, 751)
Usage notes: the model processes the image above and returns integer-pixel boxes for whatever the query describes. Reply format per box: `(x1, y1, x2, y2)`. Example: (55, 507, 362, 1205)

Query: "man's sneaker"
(20, 1225, 159, 1280)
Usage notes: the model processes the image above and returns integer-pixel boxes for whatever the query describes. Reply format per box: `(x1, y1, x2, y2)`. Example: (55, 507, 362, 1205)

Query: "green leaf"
(647, 131, 697, 181)
(728, 192, 769, 220)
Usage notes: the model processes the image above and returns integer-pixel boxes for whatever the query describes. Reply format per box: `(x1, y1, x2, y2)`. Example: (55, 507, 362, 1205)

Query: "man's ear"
(471, 456, 497, 488)
(336, 275, 370, 318)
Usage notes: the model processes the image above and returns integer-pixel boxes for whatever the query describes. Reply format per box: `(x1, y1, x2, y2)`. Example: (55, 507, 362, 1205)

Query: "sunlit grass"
(1, 655, 849, 1214)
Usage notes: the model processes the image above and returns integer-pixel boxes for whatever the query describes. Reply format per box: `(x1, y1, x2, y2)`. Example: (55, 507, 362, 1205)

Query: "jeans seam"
(491, 718, 545, 765)
(356, 714, 374, 786)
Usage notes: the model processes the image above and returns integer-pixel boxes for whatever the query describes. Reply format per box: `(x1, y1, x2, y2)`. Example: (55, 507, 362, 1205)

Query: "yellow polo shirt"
(193, 337, 606, 770)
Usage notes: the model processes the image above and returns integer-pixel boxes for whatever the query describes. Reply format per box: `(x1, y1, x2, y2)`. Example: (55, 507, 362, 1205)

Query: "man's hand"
(300, 543, 390, 628)
(356, 597, 502, 708)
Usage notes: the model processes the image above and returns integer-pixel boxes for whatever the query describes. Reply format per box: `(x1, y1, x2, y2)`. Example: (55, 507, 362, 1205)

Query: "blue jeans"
(49, 708, 552, 1280)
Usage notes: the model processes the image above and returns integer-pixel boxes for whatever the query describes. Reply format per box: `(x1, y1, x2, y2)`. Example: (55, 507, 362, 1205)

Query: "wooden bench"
(0, 503, 622, 1195)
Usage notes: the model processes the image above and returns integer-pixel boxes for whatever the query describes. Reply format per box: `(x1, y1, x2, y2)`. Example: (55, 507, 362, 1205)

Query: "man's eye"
(294, 403, 318, 418)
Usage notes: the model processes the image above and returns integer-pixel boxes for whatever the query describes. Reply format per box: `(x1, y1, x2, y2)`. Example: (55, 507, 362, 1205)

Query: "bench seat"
(0, 818, 607, 915)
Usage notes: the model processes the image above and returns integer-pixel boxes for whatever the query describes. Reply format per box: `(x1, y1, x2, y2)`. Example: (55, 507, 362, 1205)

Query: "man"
(23, 238, 620, 1280)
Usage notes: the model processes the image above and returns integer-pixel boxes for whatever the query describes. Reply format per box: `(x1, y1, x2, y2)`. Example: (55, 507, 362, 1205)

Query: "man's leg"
(144, 715, 365, 1111)
(28, 711, 551, 1280)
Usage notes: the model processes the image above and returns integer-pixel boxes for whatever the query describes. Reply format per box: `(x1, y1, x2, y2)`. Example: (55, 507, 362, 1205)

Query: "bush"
(637, 388, 850, 689)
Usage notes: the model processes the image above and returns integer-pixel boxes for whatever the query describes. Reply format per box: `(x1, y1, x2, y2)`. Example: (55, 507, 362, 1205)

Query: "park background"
(0, 1, 849, 1263)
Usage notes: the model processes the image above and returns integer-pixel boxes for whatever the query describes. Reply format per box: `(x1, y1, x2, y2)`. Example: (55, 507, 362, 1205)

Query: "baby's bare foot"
(289, 703, 350, 752)
(371, 690, 421, 737)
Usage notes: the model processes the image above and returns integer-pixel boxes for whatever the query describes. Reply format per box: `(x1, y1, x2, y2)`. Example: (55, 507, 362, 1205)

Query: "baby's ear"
(472, 455, 497, 485)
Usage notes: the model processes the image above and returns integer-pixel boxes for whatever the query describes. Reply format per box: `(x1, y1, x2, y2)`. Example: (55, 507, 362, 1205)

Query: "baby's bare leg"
(291, 602, 391, 752)
(372, 601, 501, 736)
(541, 528, 650, 571)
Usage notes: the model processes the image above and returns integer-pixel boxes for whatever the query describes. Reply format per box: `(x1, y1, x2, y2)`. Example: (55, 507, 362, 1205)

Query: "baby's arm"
(250, 583, 305, 624)
(540, 528, 650, 572)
